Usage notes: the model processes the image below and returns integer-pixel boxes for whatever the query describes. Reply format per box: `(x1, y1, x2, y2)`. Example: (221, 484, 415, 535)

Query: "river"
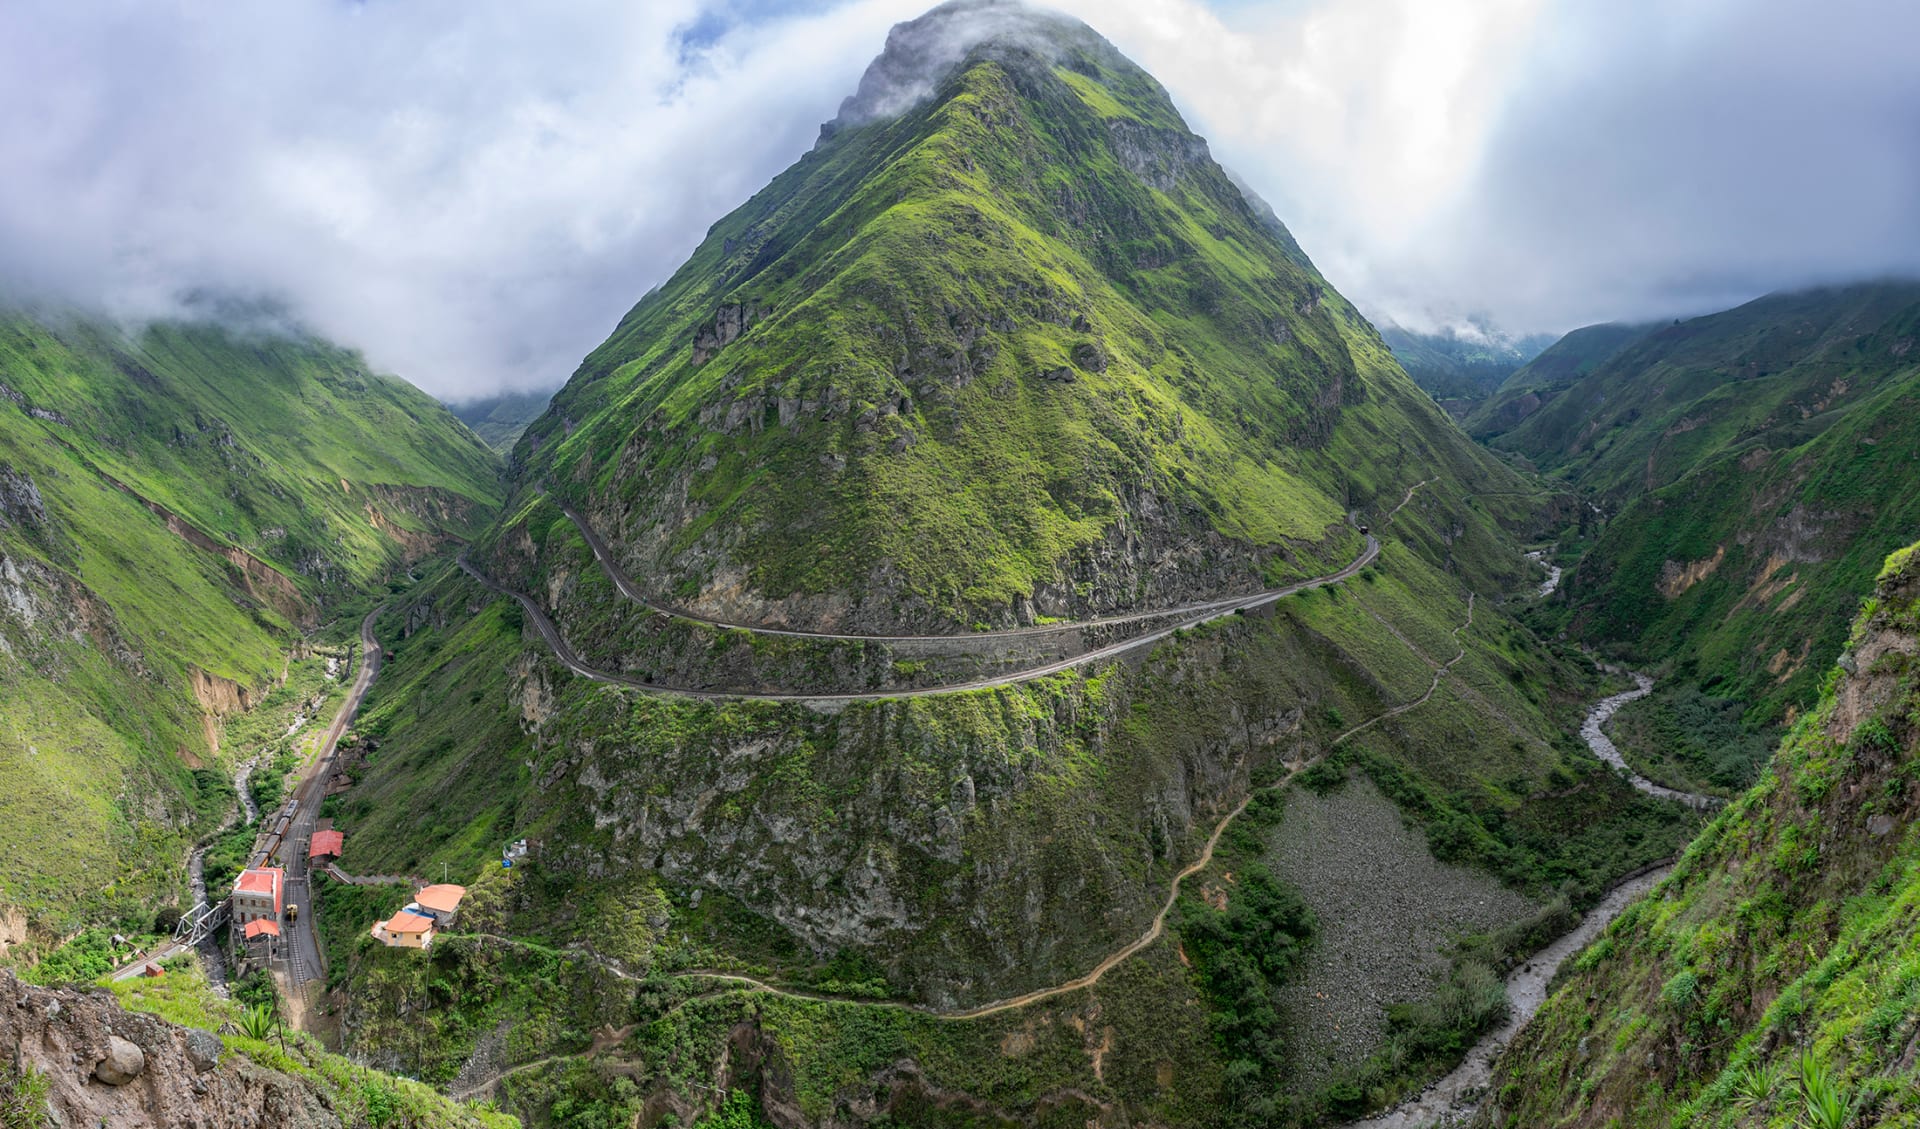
(1344, 670, 1718, 1127)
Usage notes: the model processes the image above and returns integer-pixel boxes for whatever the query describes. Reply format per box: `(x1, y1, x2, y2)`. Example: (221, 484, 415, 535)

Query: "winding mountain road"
(561, 501, 1368, 645)
(441, 588, 1481, 1098)
(459, 531, 1378, 703)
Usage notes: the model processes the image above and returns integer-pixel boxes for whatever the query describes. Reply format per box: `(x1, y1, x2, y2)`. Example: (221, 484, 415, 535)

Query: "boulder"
(95, 1035, 145, 1085)
(185, 1028, 223, 1073)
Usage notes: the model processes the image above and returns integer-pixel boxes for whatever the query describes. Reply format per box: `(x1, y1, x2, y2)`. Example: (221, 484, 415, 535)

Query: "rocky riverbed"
(1341, 669, 1719, 1127)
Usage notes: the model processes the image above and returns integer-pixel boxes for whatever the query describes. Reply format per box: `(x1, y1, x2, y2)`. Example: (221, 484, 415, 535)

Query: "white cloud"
(2, 0, 1915, 395)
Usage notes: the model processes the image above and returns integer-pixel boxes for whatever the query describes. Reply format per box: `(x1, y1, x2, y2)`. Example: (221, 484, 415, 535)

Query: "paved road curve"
(562, 500, 1373, 645)
(460, 532, 1377, 703)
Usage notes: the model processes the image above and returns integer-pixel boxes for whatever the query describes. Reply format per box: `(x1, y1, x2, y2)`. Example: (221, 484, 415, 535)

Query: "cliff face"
(1485, 540, 1920, 1126)
(0, 971, 514, 1129)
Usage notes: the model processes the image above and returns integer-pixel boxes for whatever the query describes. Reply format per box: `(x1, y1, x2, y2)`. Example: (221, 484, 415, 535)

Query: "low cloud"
(2, 0, 1915, 396)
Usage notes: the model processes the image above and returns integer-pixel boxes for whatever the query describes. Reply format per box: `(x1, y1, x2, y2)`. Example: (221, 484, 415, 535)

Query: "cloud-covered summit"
(826, 0, 1108, 130)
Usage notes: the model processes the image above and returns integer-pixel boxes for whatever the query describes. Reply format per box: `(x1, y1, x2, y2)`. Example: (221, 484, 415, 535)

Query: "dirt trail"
(440, 589, 1482, 1098)
(1383, 478, 1434, 524)
(443, 591, 1478, 1034)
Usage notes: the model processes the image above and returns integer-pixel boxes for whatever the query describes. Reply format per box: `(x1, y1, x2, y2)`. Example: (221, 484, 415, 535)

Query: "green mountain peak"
(512, 4, 1501, 634)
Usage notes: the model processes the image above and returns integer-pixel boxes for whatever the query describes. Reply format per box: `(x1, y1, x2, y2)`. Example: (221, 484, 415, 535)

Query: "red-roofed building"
(371, 910, 437, 950)
(231, 867, 284, 930)
(309, 830, 344, 863)
(411, 884, 466, 924)
(243, 919, 280, 941)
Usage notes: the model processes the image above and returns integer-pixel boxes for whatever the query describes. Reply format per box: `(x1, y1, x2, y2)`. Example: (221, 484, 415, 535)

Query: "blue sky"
(1, 0, 1916, 395)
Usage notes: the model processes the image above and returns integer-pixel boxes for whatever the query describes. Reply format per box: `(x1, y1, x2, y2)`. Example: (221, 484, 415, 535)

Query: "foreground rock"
(0, 971, 512, 1129)
(2, 972, 338, 1127)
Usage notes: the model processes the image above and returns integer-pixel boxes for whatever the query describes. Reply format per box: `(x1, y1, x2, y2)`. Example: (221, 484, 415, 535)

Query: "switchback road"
(459, 531, 1377, 703)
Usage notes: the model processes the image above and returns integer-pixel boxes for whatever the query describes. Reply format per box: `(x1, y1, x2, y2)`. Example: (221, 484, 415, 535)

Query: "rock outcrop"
(0, 973, 343, 1128)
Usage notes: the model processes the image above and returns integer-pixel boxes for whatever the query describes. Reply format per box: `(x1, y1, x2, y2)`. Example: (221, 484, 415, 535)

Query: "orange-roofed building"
(309, 830, 344, 863)
(371, 910, 436, 950)
(231, 867, 284, 930)
(243, 919, 280, 941)
(411, 884, 466, 924)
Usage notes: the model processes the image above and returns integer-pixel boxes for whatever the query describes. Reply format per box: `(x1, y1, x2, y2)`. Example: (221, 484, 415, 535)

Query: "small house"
(309, 830, 344, 865)
(231, 867, 284, 929)
(243, 919, 280, 943)
(371, 910, 436, 950)
(411, 884, 466, 925)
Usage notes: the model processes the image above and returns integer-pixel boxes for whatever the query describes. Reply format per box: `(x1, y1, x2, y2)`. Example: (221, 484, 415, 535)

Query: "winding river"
(1344, 671, 1718, 1127)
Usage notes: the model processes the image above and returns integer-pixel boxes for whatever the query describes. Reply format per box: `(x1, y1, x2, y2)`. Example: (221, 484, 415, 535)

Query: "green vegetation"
(1463, 320, 1654, 440)
(1175, 851, 1317, 1125)
(511, 8, 1527, 634)
(0, 309, 498, 941)
(1488, 539, 1920, 1127)
(1376, 321, 1553, 418)
(23, 927, 161, 986)
(0, 1059, 49, 1129)
(1607, 684, 1779, 794)
(1492, 284, 1920, 722)
(108, 960, 517, 1128)
(447, 390, 554, 454)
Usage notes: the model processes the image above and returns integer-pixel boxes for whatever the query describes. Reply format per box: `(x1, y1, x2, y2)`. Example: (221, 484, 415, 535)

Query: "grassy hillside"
(0, 311, 499, 941)
(318, 485, 1695, 1125)
(510, 4, 1532, 635)
(1487, 541, 1920, 1127)
(1463, 321, 1653, 440)
(308, 6, 1691, 1125)
(1569, 361, 1920, 723)
(1484, 283, 1920, 497)
(1493, 284, 1920, 724)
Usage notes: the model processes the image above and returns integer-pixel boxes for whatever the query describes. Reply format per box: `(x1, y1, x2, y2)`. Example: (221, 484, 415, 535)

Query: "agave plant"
(238, 1003, 276, 1042)
(1796, 1052, 1854, 1129)
(1731, 1057, 1783, 1112)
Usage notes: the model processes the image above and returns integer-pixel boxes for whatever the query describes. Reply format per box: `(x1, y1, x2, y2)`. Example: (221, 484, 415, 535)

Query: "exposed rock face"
(0, 551, 146, 674)
(188, 667, 256, 715)
(1105, 119, 1212, 192)
(0, 973, 344, 1128)
(491, 588, 1320, 1007)
(0, 465, 46, 528)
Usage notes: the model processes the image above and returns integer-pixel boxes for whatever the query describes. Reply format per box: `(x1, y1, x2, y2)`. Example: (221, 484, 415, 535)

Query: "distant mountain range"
(1377, 320, 1557, 417)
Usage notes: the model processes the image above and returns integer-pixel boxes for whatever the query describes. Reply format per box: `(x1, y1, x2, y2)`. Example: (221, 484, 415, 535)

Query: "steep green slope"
(1570, 361, 1920, 723)
(510, 1, 1530, 634)
(1377, 322, 1553, 419)
(0, 311, 499, 941)
(1463, 320, 1653, 440)
(1497, 284, 1920, 725)
(1487, 541, 1920, 1128)
(306, 12, 1709, 1128)
(1485, 283, 1920, 497)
